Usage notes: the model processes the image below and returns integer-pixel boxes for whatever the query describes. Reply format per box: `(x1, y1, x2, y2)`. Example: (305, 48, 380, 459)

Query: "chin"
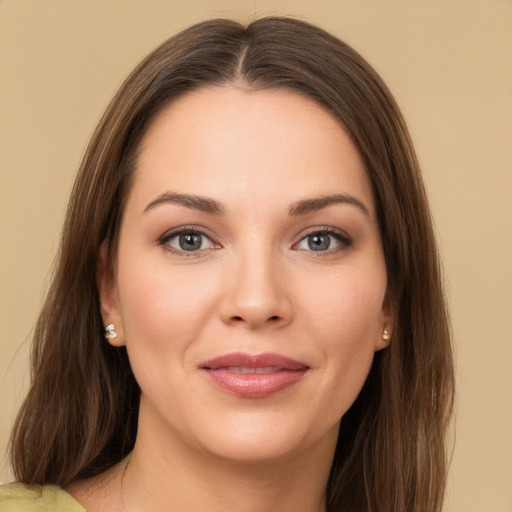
(191, 412, 340, 466)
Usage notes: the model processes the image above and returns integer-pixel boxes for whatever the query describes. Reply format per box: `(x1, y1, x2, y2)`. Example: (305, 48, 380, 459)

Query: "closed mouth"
(199, 352, 309, 398)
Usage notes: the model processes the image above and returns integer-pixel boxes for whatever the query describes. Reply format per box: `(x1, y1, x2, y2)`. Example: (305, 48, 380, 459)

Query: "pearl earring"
(382, 328, 390, 341)
(104, 323, 118, 340)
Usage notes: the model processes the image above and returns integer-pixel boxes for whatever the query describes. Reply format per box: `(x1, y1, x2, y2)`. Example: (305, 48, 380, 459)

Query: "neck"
(121, 407, 336, 512)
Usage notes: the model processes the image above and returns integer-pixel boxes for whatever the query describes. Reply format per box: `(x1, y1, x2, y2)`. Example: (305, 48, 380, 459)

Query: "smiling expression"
(100, 85, 392, 464)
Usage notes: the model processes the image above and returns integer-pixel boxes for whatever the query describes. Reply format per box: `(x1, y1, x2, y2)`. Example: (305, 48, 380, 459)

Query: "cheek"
(304, 269, 386, 344)
(299, 268, 386, 395)
(115, 258, 218, 375)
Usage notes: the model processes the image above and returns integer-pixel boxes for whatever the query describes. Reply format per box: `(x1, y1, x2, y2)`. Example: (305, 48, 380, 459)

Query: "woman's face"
(100, 86, 391, 464)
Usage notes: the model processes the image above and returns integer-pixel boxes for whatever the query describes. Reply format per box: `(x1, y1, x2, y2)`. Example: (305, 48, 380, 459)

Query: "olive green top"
(0, 482, 86, 511)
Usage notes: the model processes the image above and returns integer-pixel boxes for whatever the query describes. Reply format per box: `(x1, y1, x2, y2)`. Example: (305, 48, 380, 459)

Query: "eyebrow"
(288, 194, 370, 217)
(143, 191, 369, 218)
(144, 192, 225, 215)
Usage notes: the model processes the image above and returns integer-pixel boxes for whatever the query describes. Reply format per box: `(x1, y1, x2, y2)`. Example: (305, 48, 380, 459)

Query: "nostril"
(230, 315, 281, 323)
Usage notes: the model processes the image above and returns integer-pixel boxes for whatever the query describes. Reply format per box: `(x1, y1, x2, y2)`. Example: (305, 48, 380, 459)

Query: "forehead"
(128, 85, 375, 215)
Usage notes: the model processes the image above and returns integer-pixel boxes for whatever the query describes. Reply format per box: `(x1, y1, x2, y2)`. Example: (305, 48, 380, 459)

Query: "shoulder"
(0, 482, 86, 511)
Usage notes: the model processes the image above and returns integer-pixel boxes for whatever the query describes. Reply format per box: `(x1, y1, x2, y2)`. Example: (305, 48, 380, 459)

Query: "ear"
(97, 241, 125, 347)
(375, 291, 394, 351)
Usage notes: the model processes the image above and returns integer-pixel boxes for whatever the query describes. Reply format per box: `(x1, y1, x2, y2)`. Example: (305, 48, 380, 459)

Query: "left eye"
(166, 231, 214, 252)
(295, 231, 348, 252)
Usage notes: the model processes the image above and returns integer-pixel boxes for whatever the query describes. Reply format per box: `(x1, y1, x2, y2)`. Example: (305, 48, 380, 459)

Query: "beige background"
(1, 1, 511, 510)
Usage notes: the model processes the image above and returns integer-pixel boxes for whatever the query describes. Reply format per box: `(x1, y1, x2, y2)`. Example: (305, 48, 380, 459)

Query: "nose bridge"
(221, 237, 292, 328)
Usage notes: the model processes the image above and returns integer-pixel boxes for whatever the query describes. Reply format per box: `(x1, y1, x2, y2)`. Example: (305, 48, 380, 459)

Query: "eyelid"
(293, 226, 352, 252)
(158, 225, 221, 255)
(157, 224, 352, 256)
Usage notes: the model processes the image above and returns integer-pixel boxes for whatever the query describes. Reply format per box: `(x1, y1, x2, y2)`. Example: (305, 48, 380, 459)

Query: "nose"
(219, 247, 293, 330)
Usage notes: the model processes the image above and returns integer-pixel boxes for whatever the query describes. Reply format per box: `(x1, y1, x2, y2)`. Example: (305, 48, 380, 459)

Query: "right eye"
(161, 229, 217, 253)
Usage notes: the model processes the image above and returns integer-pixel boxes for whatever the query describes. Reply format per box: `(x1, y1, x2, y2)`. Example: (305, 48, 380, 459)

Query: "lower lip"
(203, 369, 307, 398)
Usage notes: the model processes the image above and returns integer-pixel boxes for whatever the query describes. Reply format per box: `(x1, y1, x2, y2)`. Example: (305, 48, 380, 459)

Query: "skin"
(69, 86, 392, 512)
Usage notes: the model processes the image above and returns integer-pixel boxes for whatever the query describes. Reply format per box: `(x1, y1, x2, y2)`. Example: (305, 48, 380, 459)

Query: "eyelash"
(158, 226, 352, 256)
(158, 226, 218, 257)
(293, 227, 352, 255)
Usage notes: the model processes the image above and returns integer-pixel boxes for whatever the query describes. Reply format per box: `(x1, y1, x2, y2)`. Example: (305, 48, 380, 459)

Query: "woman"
(1, 17, 454, 512)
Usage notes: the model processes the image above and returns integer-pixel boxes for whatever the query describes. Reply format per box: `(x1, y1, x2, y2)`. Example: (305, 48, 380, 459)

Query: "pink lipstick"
(199, 352, 309, 398)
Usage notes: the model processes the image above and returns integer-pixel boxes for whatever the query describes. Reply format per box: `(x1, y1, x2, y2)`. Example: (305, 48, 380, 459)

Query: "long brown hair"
(10, 17, 454, 511)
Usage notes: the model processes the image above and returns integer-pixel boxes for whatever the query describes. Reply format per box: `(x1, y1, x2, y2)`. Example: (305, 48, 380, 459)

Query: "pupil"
(308, 234, 330, 251)
(179, 233, 201, 251)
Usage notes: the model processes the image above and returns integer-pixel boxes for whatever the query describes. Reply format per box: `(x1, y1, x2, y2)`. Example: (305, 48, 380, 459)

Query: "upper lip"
(199, 352, 308, 371)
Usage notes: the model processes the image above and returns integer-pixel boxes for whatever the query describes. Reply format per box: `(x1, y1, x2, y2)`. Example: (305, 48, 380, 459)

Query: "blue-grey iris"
(308, 234, 330, 251)
(179, 233, 202, 251)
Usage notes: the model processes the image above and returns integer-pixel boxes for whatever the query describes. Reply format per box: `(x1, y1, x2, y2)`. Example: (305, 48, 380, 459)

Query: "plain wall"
(1, 1, 511, 510)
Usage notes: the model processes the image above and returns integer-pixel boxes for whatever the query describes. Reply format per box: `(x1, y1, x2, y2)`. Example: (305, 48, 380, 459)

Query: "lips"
(199, 352, 309, 398)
